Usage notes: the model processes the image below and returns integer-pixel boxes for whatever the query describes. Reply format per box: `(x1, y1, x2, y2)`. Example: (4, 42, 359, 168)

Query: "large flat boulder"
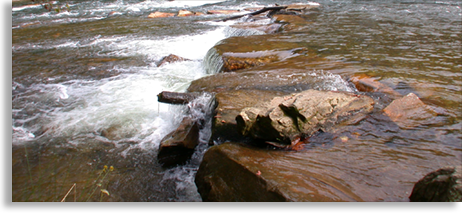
(188, 68, 355, 144)
(203, 34, 316, 73)
(195, 142, 362, 202)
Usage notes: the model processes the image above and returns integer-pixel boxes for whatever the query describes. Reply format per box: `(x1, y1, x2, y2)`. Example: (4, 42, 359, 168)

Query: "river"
(12, 0, 461, 202)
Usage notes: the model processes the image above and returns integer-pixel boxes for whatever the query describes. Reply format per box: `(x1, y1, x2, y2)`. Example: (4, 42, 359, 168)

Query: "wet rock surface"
(383, 93, 438, 129)
(409, 166, 462, 202)
(168, 2, 457, 202)
(196, 142, 372, 202)
(203, 34, 317, 73)
(157, 117, 200, 168)
(156, 54, 190, 67)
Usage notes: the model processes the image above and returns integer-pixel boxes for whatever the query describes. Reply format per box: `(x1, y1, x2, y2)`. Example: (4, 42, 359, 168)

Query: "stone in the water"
(177, 9, 195, 17)
(409, 166, 462, 202)
(383, 93, 438, 128)
(157, 117, 200, 168)
(156, 54, 190, 67)
(207, 10, 240, 15)
(349, 74, 401, 97)
(148, 11, 175, 18)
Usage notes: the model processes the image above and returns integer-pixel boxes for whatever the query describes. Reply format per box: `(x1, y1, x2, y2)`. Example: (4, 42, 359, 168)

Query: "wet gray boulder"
(409, 166, 462, 202)
(236, 89, 375, 145)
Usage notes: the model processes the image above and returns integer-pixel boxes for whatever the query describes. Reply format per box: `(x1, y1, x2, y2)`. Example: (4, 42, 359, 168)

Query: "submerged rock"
(409, 166, 462, 202)
(349, 74, 401, 97)
(272, 14, 313, 31)
(236, 89, 375, 144)
(383, 93, 438, 128)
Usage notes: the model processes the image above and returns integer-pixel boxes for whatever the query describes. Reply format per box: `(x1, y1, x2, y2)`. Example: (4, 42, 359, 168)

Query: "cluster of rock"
(147, 9, 240, 18)
(147, 3, 320, 19)
(149, 2, 459, 202)
(236, 90, 374, 147)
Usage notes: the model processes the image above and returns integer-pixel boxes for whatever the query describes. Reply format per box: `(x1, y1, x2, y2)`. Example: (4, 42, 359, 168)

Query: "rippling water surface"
(12, 0, 461, 201)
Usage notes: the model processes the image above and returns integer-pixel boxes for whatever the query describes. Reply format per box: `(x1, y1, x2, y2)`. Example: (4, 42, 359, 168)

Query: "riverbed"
(12, 0, 461, 202)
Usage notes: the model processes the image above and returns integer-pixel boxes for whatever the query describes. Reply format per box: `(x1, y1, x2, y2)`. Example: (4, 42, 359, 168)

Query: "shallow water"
(12, 0, 462, 201)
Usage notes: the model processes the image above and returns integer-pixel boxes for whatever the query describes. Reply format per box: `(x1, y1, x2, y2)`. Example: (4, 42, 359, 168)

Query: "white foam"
(12, 23, 232, 145)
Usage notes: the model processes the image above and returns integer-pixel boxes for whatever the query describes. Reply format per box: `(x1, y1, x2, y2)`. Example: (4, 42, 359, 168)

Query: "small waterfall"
(202, 22, 275, 74)
(203, 46, 224, 74)
(223, 25, 267, 37)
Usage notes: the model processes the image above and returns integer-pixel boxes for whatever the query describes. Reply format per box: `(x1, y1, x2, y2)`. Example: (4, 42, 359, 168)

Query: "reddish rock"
(178, 9, 195, 17)
(207, 10, 240, 15)
(383, 93, 438, 128)
(349, 74, 401, 97)
(148, 11, 175, 18)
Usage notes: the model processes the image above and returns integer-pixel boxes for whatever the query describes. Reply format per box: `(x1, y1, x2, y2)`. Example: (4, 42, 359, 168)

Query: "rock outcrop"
(186, 1, 461, 203)
(236, 89, 375, 145)
(187, 67, 355, 144)
(409, 166, 462, 202)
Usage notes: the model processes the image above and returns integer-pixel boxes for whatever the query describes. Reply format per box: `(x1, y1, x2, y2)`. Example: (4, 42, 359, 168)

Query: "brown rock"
(272, 14, 308, 24)
(409, 166, 462, 202)
(148, 11, 175, 18)
(271, 14, 314, 32)
(157, 117, 200, 168)
(157, 91, 200, 105)
(383, 93, 438, 128)
(208, 89, 286, 144)
(203, 34, 313, 73)
(195, 142, 364, 202)
(349, 74, 401, 97)
(236, 90, 375, 144)
(156, 54, 190, 67)
(177, 9, 195, 17)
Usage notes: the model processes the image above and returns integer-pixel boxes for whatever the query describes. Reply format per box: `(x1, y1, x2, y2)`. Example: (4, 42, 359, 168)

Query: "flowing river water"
(12, 0, 461, 202)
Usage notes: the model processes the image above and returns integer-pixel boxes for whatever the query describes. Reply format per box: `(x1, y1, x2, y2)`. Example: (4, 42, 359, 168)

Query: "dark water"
(12, 0, 461, 201)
